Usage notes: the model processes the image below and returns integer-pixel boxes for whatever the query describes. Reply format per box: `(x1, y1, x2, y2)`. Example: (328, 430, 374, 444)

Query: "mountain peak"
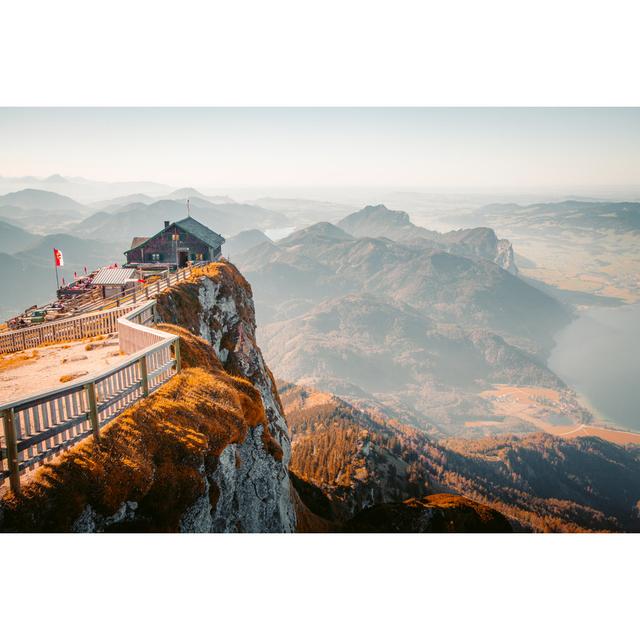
(43, 174, 68, 183)
(166, 187, 206, 199)
(279, 222, 353, 245)
(0, 188, 86, 212)
(361, 203, 406, 216)
(338, 204, 412, 236)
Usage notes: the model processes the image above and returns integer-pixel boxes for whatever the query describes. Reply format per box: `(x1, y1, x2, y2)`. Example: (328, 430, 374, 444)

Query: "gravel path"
(0, 334, 128, 404)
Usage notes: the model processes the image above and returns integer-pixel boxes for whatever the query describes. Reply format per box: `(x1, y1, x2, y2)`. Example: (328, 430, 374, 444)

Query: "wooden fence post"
(85, 382, 100, 442)
(139, 356, 149, 397)
(2, 408, 21, 495)
(174, 338, 181, 372)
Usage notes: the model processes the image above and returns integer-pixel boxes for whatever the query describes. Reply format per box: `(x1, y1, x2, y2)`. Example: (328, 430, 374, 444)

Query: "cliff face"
(0, 263, 296, 533)
(495, 238, 518, 275)
(155, 263, 296, 532)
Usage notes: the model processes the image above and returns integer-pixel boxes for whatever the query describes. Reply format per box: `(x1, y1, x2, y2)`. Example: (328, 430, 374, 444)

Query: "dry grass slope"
(0, 322, 272, 532)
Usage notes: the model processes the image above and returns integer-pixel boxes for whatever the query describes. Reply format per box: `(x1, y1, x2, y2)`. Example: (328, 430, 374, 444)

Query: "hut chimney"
(164, 220, 170, 229)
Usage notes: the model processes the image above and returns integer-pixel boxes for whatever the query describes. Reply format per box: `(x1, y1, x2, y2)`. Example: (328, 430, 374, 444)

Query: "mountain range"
(263, 294, 563, 431)
(338, 204, 517, 273)
(71, 198, 289, 242)
(0, 188, 88, 213)
(228, 205, 574, 436)
(234, 211, 569, 355)
(471, 200, 640, 235)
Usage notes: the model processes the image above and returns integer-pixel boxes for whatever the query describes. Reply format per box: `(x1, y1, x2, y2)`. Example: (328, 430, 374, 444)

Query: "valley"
(471, 385, 640, 445)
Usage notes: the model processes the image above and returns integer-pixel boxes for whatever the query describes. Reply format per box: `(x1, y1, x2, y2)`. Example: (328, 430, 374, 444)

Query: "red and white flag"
(53, 248, 64, 267)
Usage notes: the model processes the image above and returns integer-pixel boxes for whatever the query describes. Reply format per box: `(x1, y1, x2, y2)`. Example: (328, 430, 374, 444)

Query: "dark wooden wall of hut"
(125, 224, 220, 264)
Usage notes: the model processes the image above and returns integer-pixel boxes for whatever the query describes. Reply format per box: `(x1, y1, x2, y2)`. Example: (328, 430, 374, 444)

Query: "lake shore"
(548, 302, 640, 434)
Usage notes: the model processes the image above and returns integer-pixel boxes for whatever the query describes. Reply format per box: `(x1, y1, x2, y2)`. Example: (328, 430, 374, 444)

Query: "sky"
(1, 108, 639, 190)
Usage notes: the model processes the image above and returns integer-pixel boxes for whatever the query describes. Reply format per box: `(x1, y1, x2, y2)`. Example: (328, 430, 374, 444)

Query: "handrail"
(0, 309, 167, 413)
(73, 263, 196, 314)
(0, 300, 181, 494)
(0, 263, 196, 354)
(0, 305, 137, 354)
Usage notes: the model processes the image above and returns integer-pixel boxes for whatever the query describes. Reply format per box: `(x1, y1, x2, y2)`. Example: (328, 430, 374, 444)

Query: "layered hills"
(71, 198, 288, 242)
(0, 188, 87, 213)
(473, 200, 640, 235)
(237, 218, 567, 355)
(231, 206, 571, 435)
(264, 294, 562, 431)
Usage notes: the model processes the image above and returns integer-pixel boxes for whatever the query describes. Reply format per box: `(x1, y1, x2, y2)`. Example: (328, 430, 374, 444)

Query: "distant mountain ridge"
(338, 204, 518, 273)
(236, 218, 568, 355)
(223, 229, 273, 259)
(472, 200, 640, 234)
(71, 199, 290, 241)
(0, 188, 87, 213)
(0, 219, 39, 254)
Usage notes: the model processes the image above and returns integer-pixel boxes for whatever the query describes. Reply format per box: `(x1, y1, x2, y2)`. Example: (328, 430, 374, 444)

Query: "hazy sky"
(1, 108, 639, 189)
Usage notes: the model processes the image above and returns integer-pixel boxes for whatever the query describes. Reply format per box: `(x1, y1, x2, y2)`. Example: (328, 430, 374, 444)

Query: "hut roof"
(92, 267, 137, 286)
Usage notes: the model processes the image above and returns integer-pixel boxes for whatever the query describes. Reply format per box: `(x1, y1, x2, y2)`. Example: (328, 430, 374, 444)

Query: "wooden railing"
(74, 264, 197, 314)
(0, 264, 197, 354)
(0, 301, 181, 494)
(0, 305, 137, 354)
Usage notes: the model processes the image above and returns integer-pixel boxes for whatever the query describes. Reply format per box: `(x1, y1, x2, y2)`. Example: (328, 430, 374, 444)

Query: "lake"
(548, 303, 640, 432)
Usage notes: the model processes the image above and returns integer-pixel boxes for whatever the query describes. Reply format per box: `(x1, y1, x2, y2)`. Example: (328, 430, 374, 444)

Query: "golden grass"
(0, 350, 40, 372)
(0, 327, 270, 532)
(59, 372, 88, 383)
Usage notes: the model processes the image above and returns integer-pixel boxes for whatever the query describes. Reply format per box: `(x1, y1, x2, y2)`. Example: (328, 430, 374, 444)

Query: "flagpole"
(53, 248, 60, 291)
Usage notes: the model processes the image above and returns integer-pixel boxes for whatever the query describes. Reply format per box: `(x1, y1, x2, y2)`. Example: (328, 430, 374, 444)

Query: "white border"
(1, 0, 639, 106)
(2, 533, 639, 639)
(2, 1, 638, 637)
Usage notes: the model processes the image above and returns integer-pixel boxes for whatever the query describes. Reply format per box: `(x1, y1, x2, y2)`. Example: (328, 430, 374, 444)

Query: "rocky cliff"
(154, 262, 296, 532)
(0, 262, 296, 532)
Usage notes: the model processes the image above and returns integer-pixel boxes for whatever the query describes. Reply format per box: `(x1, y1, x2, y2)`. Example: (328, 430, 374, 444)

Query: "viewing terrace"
(0, 264, 199, 495)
